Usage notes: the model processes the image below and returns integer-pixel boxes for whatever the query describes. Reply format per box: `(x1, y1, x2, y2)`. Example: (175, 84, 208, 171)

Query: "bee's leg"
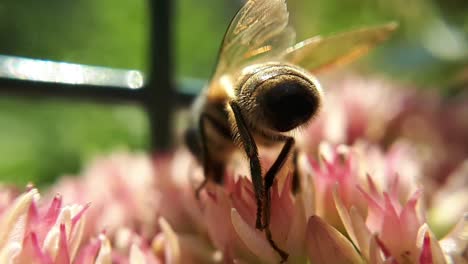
(230, 102, 265, 230)
(262, 136, 294, 228)
(262, 137, 294, 262)
(195, 113, 231, 198)
(184, 127, 202, 161)
(231, 102, 290, 262)
(194, 178, 208, 199)
(195, 162, 225, 199)
(185, 127, 207, 199)
(194, 114, 210, 198)
(291, 149, 301, 194)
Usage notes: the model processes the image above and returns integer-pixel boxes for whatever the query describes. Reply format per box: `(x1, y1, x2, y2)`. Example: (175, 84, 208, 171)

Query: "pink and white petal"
(385, 141, 421, 200)
(298, 153, 315, 219)
(231, 209, 278, 263)
(269, 178, 294, 243)
(94, 235, 112, 264)
(54, 224, 70, 264)
(0, 242, 21, 263)
(400, 190, 423, 246)
(349, 206, 371, 258)
(0, 189, 37, 248)
(74, 238, 102, 264)
(158, 217, 181, 264)
(16, 232, 53, 264)
(31, 195, 62, 243)
(42, 226, 60, 260)
(369, 235, 385, 264)
(129, 244, 147, 264)
(333, 186, 359, 248)
(306, 216, 363, 264)
(202, 189, 233, 252)
(44, 195, 62, 227)
(48, 205, 73, 248)
(419, 232, 433, 264)
(358, 187, 384, 233)
(366, 175, 380, 201)
(69, 206, 88, 261)
(380, 194, 404, 257)
(383, 257, 398, 264)
(284, 197, 307, 261)
(417, 224, 447, 264)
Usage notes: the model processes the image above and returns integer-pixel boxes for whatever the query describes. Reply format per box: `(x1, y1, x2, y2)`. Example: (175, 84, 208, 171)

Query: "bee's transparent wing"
(283, 22, 398, 73)
(213, 0, 296, 78)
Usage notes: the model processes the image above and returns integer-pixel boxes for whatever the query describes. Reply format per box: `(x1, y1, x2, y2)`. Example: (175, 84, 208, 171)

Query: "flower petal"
(54, 224, 70, 264)
(334, 186, 358, 247)
(94, 234, 112, 264)
(334, 185, 372, 257)
(400, 190, 423, 241)
(0, 189, 37, 248)
(369, 235, 385, 264)
(419, 232, 433, 264)
(44, 195, 62, 229)
(380, 193, 404, 257)
(284, 197, 307, 261)
(158, 217, 180, 264)
(417, 224, 447, 264)
(16, 232, 53, 264)
(306, 215, 363, 264)
(74, 237, 102, 264)
(358, 186, 384, 233)
(349, 206, 371, 258)
(230, 208, 278, 263)
(129, 244, 147, 264)
(0, 241, 21, 263)
(69, 209, 86, 261)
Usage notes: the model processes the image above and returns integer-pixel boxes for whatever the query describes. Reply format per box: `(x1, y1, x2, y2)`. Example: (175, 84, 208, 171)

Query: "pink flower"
(199, 173, 305, 263)
(50, 152, 159, 241)
(193, 141, 466, 263)
(1, 74, 462, 263)
(0, 187, 214, 264)
(151, 151, 207, 235)
(306, 142, 465, 264)
(0, 188, 109, 263)
(304, 141, 422, 230)
(303, 75, 468, 189)
(303, 75, 410, 147)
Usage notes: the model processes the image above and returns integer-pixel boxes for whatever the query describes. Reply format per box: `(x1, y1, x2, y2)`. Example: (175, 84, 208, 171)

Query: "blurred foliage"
(0, 0, 466, 185)
(0, 99, 148, 187)
(0, 0, 148, 70)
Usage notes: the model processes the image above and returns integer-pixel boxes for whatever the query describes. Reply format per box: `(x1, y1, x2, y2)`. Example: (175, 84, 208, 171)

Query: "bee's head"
(237, 63, 323, 133)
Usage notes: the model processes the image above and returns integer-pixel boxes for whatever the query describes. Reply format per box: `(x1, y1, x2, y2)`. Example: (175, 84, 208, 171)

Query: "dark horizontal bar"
(0, 77, 202, 105)
(0, 55, 204, 105)
(175, 77, 205, 104)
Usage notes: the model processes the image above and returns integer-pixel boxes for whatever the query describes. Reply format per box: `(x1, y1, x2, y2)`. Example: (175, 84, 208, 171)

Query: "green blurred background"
(0, 0, 466, 186)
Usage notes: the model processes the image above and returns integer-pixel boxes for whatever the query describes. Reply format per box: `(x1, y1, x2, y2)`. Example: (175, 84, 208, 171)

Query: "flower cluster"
(0, 187, 94, 263)
(0, 75, 467, 263)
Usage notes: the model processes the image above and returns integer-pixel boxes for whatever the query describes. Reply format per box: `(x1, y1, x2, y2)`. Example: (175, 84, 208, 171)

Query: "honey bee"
(184, 0, 397, 261)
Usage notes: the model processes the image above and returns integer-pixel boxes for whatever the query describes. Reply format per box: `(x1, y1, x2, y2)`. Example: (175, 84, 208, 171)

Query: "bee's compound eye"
(258, 75, 321, 132)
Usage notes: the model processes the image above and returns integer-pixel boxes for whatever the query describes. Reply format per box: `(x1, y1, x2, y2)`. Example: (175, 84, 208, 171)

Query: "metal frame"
(0, 0, 196, 151)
